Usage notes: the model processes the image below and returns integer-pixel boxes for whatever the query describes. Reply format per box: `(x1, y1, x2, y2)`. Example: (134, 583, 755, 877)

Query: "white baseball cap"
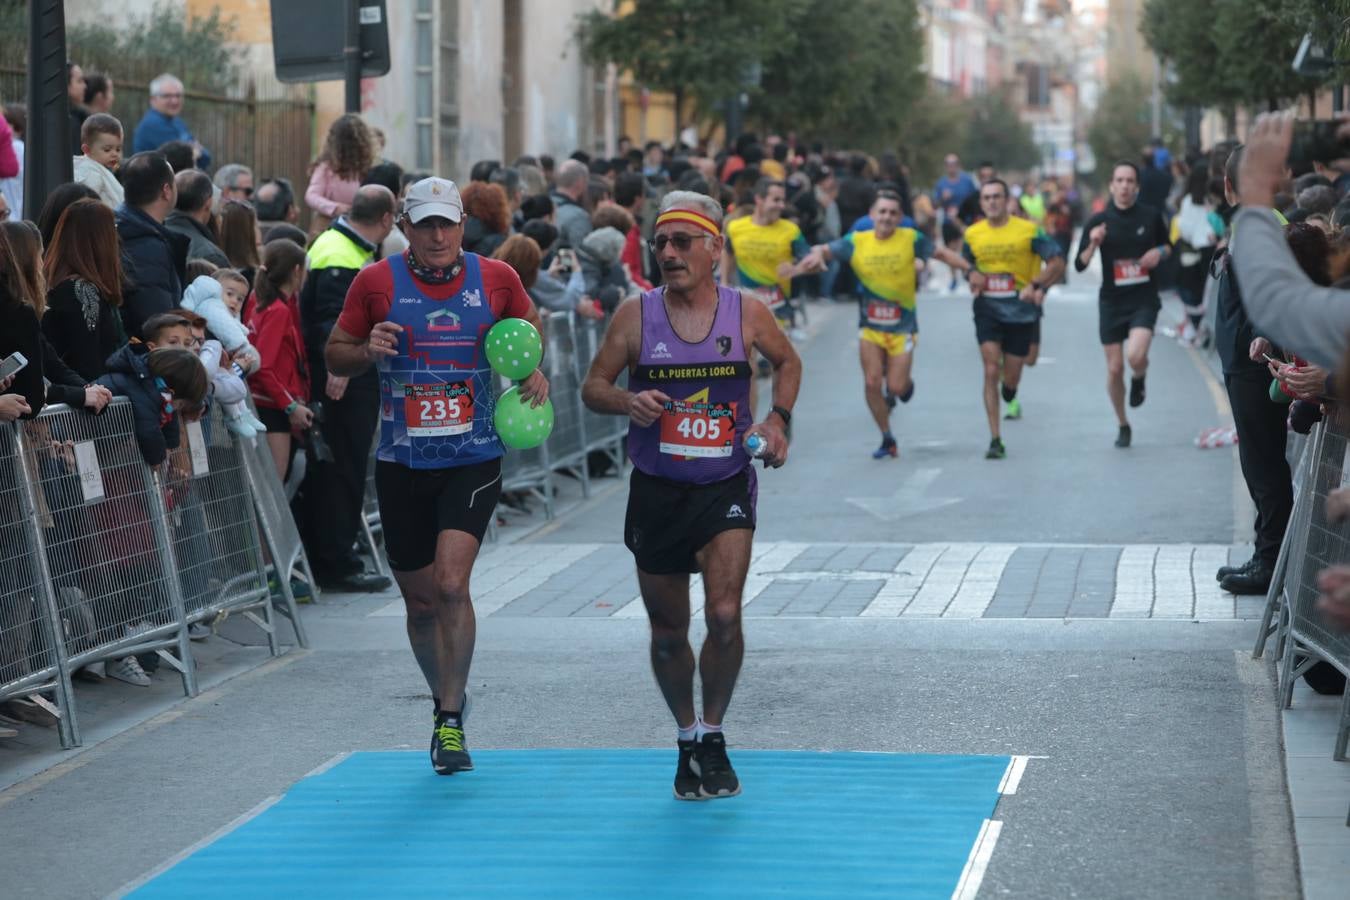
(403, 177, 463, 224)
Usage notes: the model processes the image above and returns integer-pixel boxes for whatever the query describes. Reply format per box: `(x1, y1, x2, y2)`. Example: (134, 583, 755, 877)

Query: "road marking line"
(952, 818, 1003, 900)
(997, 755, 1030, 795)
(1110, 545, 1157, 618)
(945, 544, 1017, 618)
(905, 544, 982, 617)
(860, 544, 946, 616)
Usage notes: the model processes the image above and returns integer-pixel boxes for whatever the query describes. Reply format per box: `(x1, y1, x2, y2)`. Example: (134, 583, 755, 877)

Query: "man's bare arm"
(326, 324, 392, 377)
(747, 299, 802, 420)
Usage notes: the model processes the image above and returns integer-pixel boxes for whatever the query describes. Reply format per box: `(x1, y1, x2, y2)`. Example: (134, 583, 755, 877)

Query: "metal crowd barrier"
(0, 398, 305, 749)
(1256, 405, 1350, 825)
(360, 312, 630, 551)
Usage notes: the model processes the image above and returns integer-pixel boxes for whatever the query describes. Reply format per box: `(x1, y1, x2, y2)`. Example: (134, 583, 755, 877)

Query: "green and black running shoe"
(985, 437, 1007, 460)
(1004, 398, 1022, 420)
(430, 719, 473, 774)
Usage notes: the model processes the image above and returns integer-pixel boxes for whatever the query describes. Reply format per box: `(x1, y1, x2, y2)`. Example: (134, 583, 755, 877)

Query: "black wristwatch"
(770, 405, 793, 427)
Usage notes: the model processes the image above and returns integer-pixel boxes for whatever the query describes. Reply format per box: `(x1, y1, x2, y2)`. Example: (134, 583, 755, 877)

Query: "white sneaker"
(226, 415, 257, 439)
(244, 410, 268, 434)
(108, 656, 151, 686)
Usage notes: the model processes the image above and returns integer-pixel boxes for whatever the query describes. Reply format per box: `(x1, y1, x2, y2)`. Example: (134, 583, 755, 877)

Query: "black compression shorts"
(973, 306, 1036, 357)
(1098, 298, 1160, 345)
(376, 458, 502, 571)
(624, 467, 756, 575)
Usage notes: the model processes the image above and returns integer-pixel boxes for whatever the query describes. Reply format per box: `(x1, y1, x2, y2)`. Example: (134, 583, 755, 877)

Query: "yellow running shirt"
(725, 216, 809, 296)
(827, 228, 932, 334)
(961, 217, 1062, 324)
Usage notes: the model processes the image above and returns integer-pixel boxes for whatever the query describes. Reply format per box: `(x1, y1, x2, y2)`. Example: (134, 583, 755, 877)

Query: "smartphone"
(0, 351, 28, 381)
(1287, 120, 1350, 169)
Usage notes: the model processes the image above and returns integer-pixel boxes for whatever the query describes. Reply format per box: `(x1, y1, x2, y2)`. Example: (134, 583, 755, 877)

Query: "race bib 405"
(659, 399, 737, 458)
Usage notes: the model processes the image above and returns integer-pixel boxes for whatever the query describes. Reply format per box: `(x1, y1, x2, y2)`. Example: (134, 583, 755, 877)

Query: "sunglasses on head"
(648, 232, 707, 253)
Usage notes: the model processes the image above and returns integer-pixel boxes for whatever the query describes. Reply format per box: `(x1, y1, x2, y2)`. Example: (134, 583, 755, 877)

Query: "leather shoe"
(1219, 564, 1274, 596)
(318, 571, 393, 593)
(1216, 556, 1257, 582)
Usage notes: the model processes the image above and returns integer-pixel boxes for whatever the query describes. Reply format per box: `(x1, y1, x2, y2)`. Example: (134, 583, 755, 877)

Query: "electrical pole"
(343, 0, 362, 114)
(24, 0, 73, 219)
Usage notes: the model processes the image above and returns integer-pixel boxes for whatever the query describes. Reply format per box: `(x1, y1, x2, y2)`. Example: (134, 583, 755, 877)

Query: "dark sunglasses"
(648, 232, 707, 253)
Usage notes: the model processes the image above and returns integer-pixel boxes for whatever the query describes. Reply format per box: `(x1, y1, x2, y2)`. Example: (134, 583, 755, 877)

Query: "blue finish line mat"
(131, 750, 1010, 899)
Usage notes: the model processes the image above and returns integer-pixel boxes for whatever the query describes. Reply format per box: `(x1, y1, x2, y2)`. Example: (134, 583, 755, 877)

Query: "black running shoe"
(430, 719, 473, 774)
(691, 732, 741, 799)
(898, 381, 915, 404)
(872, 436, 898, 459)
(673, 740, 702, 801)
(1115, 425, 1132, 448)
(1129, 376, 1146, 408)
(985, 437, 1006, 459)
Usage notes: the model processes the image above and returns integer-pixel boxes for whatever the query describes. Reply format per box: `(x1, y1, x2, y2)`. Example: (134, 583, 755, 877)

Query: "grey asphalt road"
(540, 284, 1242, 547)
(0, 281, 1298, 899)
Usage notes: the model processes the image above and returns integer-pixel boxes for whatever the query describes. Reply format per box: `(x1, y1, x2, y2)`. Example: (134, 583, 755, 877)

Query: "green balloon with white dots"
(494, 386, 554, 450)
(485, 317, 543, 380)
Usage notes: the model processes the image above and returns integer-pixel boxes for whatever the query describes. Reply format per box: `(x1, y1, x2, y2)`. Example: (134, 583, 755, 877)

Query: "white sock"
(677, 721, 697, 742)
(695, 719, 722, 740)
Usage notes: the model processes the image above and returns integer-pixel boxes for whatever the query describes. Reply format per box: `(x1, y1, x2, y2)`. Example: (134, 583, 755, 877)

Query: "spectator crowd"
(2, 60, 1349, 729)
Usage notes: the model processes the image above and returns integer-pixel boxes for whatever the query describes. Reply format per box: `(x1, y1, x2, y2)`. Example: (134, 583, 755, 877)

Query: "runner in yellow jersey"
(962, 179, 1065, 459)
(722, 177, 810, 332)
(790, 189, 967, 459)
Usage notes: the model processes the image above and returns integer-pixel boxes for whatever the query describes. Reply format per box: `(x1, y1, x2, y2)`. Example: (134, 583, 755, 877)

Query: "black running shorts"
(1098, 297, 1160, 345)
(376, 457, 502, 571)
(973, 305, 1036, 358)
(624, 467, 756, 575)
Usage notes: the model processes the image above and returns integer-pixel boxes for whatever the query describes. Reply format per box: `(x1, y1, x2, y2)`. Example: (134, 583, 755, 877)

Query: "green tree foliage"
(1085, 75, 1155, 180)
(0, 1, 239, 95)
(747, 0, 925, 151)
(895, 85, 971, 187)
(575, 0, 801, 130)
(962, 92, 1041, 173)
(1143, 0, 1330, 112)
(69, 2, 240, 95)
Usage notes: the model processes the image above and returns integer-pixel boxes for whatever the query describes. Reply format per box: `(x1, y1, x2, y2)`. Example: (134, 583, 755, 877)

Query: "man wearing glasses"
(132, 73, 212, 170)
(582, 191, 802, 801)
(214, 164, 254, 204)
(326, 177, 549, 776)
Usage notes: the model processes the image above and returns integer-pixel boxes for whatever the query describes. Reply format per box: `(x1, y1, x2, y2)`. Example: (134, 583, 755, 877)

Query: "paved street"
(0, 277, 1326, 898)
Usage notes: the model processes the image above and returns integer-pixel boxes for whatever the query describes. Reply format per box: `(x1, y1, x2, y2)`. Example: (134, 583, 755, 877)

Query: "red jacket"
(621, 225, 653, 291)
(247, 292, 310, 411)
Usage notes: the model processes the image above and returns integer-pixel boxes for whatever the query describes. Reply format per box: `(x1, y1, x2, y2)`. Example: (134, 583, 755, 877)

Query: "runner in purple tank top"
(583, 191, 802, 800)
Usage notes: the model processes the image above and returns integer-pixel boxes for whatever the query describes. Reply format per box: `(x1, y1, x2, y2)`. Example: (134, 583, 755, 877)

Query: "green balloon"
(485, 318, 543, 380)
(494, 386, 554, 450)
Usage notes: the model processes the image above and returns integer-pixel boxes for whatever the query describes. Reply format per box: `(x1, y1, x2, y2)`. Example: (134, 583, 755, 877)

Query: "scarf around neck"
(406, 249, 465, 285)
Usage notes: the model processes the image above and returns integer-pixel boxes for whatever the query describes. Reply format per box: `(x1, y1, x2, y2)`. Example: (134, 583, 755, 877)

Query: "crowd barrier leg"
(142, 467, 198, 698)
(241, 436, 312, 649)
(12, 428, 79, 748)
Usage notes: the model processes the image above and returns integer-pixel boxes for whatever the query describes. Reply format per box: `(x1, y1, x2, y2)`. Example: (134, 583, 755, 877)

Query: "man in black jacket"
(1212, 145, 1295, 595)
(297, 185, 396, 592)
(164, 169, 229, 267)
(116, 152, 189, 339)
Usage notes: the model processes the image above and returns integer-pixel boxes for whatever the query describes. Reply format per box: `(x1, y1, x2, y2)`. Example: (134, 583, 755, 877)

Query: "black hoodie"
(95, 342, 180, 466)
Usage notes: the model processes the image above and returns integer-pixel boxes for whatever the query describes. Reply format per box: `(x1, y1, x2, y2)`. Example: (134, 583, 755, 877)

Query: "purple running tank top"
(627, 286, 753, 484)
